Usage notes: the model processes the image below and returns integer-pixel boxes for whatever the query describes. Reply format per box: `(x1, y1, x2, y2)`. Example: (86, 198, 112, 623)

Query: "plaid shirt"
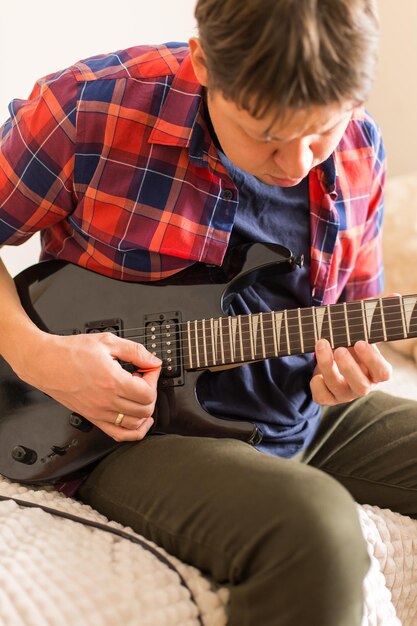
(0, 43, 385, 306)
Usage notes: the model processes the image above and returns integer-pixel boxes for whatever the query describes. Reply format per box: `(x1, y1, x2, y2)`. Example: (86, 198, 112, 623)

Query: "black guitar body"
(0, 243, 297, 483)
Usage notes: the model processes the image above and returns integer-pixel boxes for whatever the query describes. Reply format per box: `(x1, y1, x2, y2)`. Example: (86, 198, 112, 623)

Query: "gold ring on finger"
(114, 412, 125, 426)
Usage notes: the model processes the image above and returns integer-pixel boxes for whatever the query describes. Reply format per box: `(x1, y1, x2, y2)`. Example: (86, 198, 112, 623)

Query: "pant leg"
(305, 391, 417, 517)
(78, 435, 369, 626)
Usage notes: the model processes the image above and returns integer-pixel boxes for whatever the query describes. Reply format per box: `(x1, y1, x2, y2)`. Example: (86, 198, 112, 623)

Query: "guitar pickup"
(144, 312, 182, 381)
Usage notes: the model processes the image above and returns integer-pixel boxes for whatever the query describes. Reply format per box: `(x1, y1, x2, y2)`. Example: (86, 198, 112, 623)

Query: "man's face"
(206, 91, 354, 186)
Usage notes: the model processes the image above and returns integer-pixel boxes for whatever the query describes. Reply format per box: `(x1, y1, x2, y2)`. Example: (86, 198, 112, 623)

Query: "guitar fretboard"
(182, 295, 417, 370)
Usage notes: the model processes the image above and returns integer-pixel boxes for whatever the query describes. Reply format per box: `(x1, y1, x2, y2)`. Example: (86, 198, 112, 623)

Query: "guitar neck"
(183, 294, 417, 370)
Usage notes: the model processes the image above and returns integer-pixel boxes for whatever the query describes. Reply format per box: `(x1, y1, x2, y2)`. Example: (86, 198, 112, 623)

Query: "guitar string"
(119, 318, 417, 351)
(117, 318, 417, 364)
(110, 300, 417, 341)
(121, 317, 417, 345)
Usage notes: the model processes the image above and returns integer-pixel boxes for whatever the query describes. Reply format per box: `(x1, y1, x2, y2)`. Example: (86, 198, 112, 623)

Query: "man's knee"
(295, 470, 367, 562)
(244, 465, 369, 579)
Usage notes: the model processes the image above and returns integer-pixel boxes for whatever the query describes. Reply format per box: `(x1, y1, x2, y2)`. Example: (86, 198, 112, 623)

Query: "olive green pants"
(78, 392, 417, 626)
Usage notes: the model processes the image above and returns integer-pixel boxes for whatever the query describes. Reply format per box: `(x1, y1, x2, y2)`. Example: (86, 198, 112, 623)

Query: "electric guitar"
(0, 242, 416, 484)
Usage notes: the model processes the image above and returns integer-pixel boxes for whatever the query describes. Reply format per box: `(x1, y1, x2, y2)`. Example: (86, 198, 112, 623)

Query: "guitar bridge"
(144, 312, 183, 386)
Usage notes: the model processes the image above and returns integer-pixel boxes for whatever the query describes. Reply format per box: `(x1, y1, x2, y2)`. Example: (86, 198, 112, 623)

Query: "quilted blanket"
(0, 475, 416, 626)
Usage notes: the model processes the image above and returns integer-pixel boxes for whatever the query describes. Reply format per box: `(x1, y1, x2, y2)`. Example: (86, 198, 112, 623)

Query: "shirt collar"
(148, 53, 227, 174)
(312, 155, 337, 197)
(148, 56, 204, 146)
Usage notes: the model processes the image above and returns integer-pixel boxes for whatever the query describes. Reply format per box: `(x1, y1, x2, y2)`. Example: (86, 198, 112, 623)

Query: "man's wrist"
(1, 318, 48, 378)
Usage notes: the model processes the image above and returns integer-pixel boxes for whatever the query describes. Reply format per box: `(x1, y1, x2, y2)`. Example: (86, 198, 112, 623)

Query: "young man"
(1, 1, 416, 624)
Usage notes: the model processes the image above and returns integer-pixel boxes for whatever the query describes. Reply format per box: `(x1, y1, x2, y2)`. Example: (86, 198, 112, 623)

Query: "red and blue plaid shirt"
(0, 43, 385, 306)
(0, 44, 386, 495)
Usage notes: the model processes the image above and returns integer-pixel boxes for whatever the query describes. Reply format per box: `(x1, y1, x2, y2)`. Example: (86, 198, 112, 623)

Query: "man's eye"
(245, 131, 270, 143)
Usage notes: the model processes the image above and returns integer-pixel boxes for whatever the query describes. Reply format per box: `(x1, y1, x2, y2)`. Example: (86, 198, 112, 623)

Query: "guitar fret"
(364, 299, 385, 342)
(346, 302, 366, 343)
(382, 296, 407, 341)
(400, 297, 408, 338)
(222, 316, 232, 364)
(403, 296, 417, 337)
(297, 308, 304, 353)
(311, 306, 318, 344)
(239, 315, 252, 362)
(274, 311, 284, 355)
(249, 315, 255, 360)
(379, 298, 387, 342)
(252, 314, 262, 358)
(314, 306, 325, 340)
(214, 318, 220, 362)
(210, 318, 217, 366)
(327, 305, 334, 348)
(202, 318, 208, 366)
(364, 300, 376, 339)
(219, 316, 225, 364)
(219, 317, 229, 364)
(329, 303, 349, 348)
(271, 311, 279, 355)
(299, 308, 316, 353)
(228, 316, 235, 363)
(262, 312, 276, 358)
(280, 311, 289, 355)
(260, 313, 266, 358)
(284, 310, 291, 355)
(238, 315, 244, 361)
(360, 300, 369, 342)
(286, 309, 301, 354)
(314, 305, 333, 344)
(343, 302, 351, 346)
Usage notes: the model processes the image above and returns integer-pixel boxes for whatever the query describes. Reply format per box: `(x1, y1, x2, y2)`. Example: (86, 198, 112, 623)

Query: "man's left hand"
(310, 339, 392, 406)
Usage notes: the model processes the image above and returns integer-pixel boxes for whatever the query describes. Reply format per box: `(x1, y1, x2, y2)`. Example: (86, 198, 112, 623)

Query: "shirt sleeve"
(342, 117, 386, 302)
(0, 67, 78, 246)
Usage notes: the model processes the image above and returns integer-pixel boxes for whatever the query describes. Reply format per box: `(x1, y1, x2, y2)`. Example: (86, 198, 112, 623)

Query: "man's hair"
(194, 0, 379, 118)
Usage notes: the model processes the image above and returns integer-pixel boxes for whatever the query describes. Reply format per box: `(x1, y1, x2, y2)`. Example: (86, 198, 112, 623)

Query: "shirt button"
(222, 189, 234, 201)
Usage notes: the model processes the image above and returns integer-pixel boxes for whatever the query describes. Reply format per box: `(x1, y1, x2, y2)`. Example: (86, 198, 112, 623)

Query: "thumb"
(112, 337, 162, 369)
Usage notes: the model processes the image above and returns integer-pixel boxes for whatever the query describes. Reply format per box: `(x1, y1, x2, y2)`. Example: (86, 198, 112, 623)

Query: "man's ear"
(188, 37, 209, 87)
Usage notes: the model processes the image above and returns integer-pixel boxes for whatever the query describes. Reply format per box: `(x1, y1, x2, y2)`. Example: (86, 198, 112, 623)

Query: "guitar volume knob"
(11, 445, 37, 465)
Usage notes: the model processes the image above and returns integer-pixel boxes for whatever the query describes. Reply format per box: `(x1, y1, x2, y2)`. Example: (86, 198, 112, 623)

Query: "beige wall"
(367, 0, 417, 177)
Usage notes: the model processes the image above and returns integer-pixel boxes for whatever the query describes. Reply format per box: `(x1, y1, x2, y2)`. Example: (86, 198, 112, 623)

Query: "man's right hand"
(13, 330, 162, 442)
(0, 256, 162, 442)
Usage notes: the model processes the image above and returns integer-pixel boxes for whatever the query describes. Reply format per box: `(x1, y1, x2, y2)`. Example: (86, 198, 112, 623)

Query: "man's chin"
(260, 174, 305, 187)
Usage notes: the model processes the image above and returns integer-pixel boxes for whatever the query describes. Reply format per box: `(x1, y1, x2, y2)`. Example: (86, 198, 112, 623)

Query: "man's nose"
(273, 138, 314, 180)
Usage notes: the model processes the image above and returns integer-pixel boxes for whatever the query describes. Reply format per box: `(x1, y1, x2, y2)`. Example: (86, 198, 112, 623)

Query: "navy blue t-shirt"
(198, 152, 322, 458)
